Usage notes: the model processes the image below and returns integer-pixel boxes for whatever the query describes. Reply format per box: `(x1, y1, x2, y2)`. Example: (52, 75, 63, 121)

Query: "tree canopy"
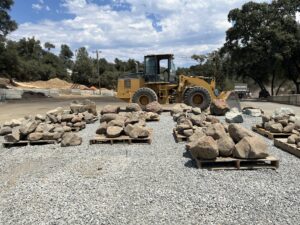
(0, 0, 17, 39)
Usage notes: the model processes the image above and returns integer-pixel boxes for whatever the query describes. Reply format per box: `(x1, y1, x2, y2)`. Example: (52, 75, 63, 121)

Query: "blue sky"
(9, 0, 268, 67)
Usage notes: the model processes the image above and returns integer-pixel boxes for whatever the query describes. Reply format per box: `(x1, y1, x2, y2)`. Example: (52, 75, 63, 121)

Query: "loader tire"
(132, 88, 158, 107)
(184, 87, 211, 110)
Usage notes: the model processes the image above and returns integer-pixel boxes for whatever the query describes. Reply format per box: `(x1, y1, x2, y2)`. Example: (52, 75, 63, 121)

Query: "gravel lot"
(0, 114, 300, 225)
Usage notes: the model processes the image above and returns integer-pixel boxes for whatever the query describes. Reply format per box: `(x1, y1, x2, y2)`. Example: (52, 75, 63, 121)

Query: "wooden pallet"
(252, 126, 292, 140)
(3, 140, 57, 148)
(86, 118, 98, 124)
(274, 138, 300, 158)
(146, 117, 160, 122)
(194, 156, 279, 171)
(89, 129, 152, 145)
(173, 128, 188, 143)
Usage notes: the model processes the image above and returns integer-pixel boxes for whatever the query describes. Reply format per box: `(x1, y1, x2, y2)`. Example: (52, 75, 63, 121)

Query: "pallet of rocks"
(0, 100, 98, 148)
(274, 133, 300, 158)
(100, 103, 161, 122)
(253, 108, 299, 139)
(184, 123, 279, 170)
(172, 105, 220, 143)
(0, 116, 82, 148)
(90, 105, 153, 145)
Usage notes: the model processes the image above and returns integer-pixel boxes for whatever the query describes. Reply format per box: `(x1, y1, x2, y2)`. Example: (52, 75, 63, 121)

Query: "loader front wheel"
(132, 88, 158, 107)
(184, 87, 211, 110)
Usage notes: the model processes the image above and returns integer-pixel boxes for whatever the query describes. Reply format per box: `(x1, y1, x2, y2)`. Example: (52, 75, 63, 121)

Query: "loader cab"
(144, 54, 176, 83)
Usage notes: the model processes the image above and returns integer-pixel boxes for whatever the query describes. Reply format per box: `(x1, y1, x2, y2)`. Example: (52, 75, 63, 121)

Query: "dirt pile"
(16, 78, 89, 90)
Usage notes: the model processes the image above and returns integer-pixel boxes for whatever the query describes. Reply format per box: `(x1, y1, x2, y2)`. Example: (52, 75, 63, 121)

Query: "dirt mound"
(16, 78, 88, 90)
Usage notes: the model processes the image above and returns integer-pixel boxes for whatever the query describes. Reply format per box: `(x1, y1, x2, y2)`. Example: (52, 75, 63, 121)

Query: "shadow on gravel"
(184, 159, 196, 168)
(183, 151, 191, 158)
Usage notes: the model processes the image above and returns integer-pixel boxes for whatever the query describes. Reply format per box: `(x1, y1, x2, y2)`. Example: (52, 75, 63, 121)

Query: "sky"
(9, 0, 268, 67)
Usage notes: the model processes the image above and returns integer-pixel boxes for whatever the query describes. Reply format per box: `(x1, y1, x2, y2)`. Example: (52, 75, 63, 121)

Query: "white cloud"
(32, 3, 43, 11)
(13, 0, 267, 66)
(32, 0, 51, 12)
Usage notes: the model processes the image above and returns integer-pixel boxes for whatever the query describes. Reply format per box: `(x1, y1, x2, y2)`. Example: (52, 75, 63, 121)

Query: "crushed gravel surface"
(0, 114, 300, 225)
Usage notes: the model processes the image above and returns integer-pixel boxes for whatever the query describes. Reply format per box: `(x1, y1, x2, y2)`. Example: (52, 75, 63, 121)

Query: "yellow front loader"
(117, 54, 231, 110)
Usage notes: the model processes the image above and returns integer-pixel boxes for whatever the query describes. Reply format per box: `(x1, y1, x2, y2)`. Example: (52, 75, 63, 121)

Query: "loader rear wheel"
(184, 87, 211, 110)
(132, 87, 158, 107)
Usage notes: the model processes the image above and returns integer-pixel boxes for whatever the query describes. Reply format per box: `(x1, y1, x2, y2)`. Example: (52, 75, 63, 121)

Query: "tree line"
(1, 0, 300, 94)
(178, 0, 300, 96)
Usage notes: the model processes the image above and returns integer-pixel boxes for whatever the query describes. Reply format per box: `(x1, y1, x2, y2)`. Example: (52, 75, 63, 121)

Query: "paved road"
(0, 96, 299, 122)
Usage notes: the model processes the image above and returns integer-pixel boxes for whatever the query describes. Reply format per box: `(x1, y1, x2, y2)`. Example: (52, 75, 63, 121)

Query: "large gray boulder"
(35, 114, 46, 121)
(101, 105, 120, 115)
(145, 101, 163, 113)
(233, 136, 269, 159)
(242, 107, 262, 117)
(100, 113, 119, 123)
(188, 128, 206, 143)
(124, 124, 150, 138)
(47, 114, 58, 123)
(126, 103, 142, 112)
(287, 134, 300, 144)
(61, 114, 74, 122)
(144, 112, 160, 121)
(47, 107, 63, 115)
(217, 136, 235, 157)
(0, 126, 12, 136)
(108, 119, 125, 128)
(191, 107, 201, 115)
(189, 136, 219, 160)
(96, 122, 107, 135)
(269, 123, 283, 133)
(28, 132, 43, 141)
(262, 115, 271, 123)
(83, 111, 95, 122)
(61, 133, 82, 147)
(71, 115, 82, 123)
(283, 123, 295, 133)
(205, 123, 227, 140)
(4, 127, 20, 142)
(190, 114, 206, 126)
(225, 108, 243, 123)
(228, 124, 254, 143)
(70, 100, 97, 116)
(42, 132, 62, 140)
(19, 120, 38, 136)
(172, 103, 192, 114)
(106, 126, 123, 138)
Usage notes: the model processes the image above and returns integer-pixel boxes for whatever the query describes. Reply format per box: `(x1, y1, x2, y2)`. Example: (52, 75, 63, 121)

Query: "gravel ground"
(0, 114, 300, 225)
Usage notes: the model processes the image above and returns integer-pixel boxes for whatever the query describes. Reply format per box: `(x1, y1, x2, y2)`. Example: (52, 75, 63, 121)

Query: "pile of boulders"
(0, 100, 98, 147)
(257, 108, 300, 134)
(95, 103, 154, 139)
(172, 104, 221, 138)
(187, 123, 269, 160)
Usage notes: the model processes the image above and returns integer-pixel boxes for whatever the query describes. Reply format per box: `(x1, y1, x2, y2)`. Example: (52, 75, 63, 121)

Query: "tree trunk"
(248, 75, 270, 97)
(292, 80, 300, 94)
(271, 71, 276, 96)
(275, 80, 286, 96)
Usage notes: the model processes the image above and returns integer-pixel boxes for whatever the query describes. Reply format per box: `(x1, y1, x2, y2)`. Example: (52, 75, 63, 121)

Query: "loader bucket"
(217, 91, 241, 110)
(226, 92, 241, 110)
